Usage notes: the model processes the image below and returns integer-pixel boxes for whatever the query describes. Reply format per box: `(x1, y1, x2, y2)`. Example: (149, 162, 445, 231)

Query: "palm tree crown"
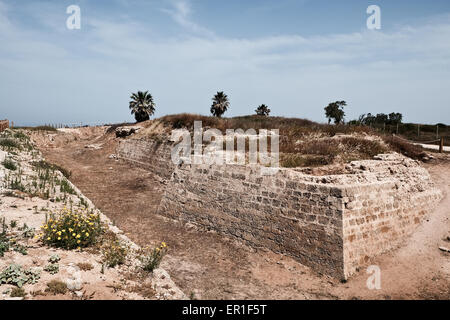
(129, 91, 156, 122)
(210, 91, 229, 118)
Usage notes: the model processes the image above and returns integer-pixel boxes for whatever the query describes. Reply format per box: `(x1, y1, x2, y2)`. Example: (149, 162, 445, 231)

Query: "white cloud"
(0, 1, 13, 32)
(162, 0, 215, 37)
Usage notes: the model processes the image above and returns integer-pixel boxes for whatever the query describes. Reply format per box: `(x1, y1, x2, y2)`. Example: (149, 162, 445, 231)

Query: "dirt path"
(32, 128, 449, 300)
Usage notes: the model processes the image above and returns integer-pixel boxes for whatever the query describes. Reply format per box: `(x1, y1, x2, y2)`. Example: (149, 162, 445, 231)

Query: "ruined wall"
(0, 120, 9, 132)
(117, 139, 442, 279)
(117, 138, 174, 180)
(340, 154, 442, 276)
(159, 164, 346, 278)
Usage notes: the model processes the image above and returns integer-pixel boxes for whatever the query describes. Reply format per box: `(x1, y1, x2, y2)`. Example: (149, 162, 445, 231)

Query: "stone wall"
(158, 163, 346, 278)
(340, 154, 442, 276)
(117, 139, 442, 279)
(117, 138, 174, 180)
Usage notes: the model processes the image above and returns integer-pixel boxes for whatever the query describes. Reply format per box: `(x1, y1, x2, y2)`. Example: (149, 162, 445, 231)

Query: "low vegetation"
(381, 135, 425, 160)
(101, 232, 128, 268)
(2, 158, 17, 171)
(140, 242, 168, 272)
(14, 126, 57, 132)
(0, 138, 20, 150)
(40, 208, 102, 250)
(0, 218, 32, 257)
(76, 262, 94, 271)
(45, 280, 67, 295)
(0, 264, 41, 288)
(10, 287, 27, 298)
(43, 263, 59, 275)
(156, 113, 393, 168)
(32, 160, 71, 179)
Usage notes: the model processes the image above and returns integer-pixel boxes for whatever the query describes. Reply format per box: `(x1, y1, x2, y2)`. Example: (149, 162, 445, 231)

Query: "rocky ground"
(0, 128, 184, 300)
(23, 126, 450, 300)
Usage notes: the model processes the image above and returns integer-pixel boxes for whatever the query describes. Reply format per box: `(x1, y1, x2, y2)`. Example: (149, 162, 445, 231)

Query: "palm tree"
(129, 91, 156, 123)
(255, 104, 271, 116)
(210, 91, 229, 118)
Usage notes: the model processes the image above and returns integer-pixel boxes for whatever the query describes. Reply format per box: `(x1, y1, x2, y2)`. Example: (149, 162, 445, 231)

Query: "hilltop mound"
(122, 114, 426, 170)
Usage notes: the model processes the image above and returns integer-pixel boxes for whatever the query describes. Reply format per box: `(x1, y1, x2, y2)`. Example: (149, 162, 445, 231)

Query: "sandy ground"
(31, 127, 449, 300)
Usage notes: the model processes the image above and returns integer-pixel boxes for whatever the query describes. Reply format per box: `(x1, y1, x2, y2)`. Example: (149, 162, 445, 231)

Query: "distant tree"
(255, 104, 271, 116)
(129, 91, 155, 123)
(324, 101, 346, 124)
(355, 112, 403, 127)
(388, 112, 403, 125)
(375, 113, 388, 124)
(349, 114, 368, 125)
(363, 113, 376, 125)
(210, 91, 229, 118)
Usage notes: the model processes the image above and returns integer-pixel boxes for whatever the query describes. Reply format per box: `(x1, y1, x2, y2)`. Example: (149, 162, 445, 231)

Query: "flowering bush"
(140, 242, 168, 272)
(40, 207, 102, 250)
(102, 240, 128, 268)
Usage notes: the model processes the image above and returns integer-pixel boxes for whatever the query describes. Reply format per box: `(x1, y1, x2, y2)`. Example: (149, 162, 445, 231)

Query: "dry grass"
(382, 135, 425, 160)
(156, 114, 383, 168)
(76, 262, 94, 271)
(45, 280, 68, 295)
(128, 282, 155, 299)
(132, 114, 425, 168)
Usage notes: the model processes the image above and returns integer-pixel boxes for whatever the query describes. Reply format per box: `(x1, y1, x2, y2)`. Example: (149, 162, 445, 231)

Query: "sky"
(0, 0, 450, 126)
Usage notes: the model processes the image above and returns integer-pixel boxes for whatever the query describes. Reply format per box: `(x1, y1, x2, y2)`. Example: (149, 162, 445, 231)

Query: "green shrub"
(20, 224, 35, 239)
(0, 233, 10, 257)
(140, 242, 168, 272)
(59, 179, 76, 194)
(48, 254, 60, 264)
(13, 131, 29, 141)
(2, 158, 17, 170)
(0, 138, 20, 150)
(13, 244, 28, 255)
(40, 208, 102, 250)
(10, 220, 17, 228)
(32, 160, 71, 179)
(0, 264, 41, 287)
(44, 263, 59, 275)
(102, 239, 128, 268)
